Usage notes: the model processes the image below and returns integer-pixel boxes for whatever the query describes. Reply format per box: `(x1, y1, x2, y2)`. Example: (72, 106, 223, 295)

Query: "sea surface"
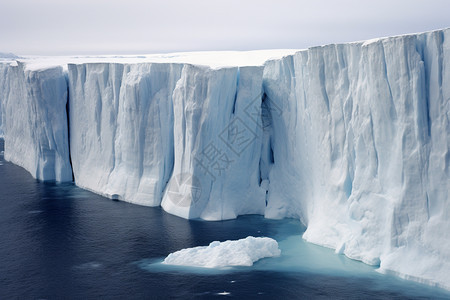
(1, 139, 449, 299)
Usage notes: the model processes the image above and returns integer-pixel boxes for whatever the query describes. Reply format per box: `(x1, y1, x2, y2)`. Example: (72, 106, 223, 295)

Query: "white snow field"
(162, 236, 281, 268)
(0, 28, 449, 289)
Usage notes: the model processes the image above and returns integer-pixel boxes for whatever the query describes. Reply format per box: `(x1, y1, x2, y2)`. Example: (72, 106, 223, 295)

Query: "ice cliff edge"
(0, 62, 72, 181)
(0, 29, 449, 289)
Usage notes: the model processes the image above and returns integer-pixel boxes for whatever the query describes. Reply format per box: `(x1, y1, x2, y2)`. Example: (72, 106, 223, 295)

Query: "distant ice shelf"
(0, 28, 449, 290)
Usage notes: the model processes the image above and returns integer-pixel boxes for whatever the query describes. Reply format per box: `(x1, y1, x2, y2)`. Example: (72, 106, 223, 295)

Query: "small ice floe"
(216, 291, 231, 296)
(162, 236, 280, 268)
(74, 261, 103, 270)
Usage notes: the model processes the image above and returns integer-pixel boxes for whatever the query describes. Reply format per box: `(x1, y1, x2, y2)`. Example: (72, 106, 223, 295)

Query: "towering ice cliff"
(0, 62, 72, 181)
(0, 64, 6, 137)
(160, 65, 267, 219)
(0, 29, 448, 289)
(68, 63, 182, 206)
(67, 63, 266, 219)
(263, 29, 450, 289)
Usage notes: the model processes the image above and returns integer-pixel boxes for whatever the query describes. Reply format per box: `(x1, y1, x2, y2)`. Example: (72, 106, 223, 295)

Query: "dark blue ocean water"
(0, 139, 449, 299)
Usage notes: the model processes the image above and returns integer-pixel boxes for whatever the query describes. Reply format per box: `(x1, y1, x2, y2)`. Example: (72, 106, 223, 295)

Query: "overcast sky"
(1, 0, 449, 55)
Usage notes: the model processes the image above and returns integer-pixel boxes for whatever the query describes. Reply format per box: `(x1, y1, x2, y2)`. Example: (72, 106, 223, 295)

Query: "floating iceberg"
(162, 236, 281, 268)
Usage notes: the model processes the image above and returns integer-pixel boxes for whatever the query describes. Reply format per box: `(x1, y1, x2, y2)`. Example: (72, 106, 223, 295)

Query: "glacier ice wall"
(68, 63, 266, 219)
(0, 29, 449, 290)
(161, 65, 267, 219)
(68, 63, 182, 206)
(0, 64, 7, 137)
(0, 62, 72, 181)
(263, 29, 449, 288)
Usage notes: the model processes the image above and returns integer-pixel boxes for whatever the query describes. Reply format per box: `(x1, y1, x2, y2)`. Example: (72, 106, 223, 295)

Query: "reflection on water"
(1, 139, 449, 299)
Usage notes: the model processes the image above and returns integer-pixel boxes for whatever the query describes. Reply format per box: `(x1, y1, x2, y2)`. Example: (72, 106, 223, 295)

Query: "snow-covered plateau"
(0, 29, 448, 289)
